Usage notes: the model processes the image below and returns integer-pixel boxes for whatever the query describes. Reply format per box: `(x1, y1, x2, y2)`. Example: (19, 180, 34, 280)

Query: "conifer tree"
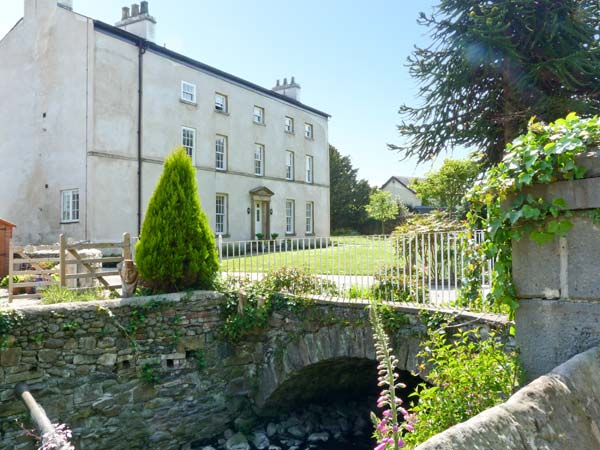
(135, 148, 219, 292)
(392, 0, 600, 166)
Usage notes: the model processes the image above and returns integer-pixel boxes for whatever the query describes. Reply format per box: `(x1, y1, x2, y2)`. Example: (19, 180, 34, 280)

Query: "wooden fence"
(7, 233, 131, 303)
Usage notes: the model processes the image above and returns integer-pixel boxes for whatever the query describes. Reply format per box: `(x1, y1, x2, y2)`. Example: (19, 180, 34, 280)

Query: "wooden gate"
(0, 219, 16, 279)
(7, 233, 131, 303)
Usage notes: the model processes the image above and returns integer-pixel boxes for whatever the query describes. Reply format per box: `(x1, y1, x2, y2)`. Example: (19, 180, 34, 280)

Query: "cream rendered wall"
(86, 31, 139, 241)
(0, 2, 92, 244)
(89, 35, 329, 241)
(382, 179, 421, 207)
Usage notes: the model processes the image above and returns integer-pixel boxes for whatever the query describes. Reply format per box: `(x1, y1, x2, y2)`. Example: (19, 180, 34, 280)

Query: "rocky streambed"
(191, 402, 374, 450)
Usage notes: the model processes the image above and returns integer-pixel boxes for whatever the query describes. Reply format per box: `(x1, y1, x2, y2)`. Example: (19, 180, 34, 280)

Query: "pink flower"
(374, 443, 387, 450)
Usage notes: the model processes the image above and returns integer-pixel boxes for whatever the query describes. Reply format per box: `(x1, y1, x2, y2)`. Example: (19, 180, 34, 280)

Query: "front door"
(255, 202, 263, 238)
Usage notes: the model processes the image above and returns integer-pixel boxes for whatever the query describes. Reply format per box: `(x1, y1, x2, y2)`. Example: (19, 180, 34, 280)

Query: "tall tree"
(391, 1, 600, 166)
(411, 159, 479, 213)
(329, 145, 371, 232)
(135, 148, 219, 293)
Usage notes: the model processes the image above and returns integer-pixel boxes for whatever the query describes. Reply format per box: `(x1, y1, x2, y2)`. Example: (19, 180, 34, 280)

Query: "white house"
(381, 176, 422, 208)
(0, 1, 331, 244)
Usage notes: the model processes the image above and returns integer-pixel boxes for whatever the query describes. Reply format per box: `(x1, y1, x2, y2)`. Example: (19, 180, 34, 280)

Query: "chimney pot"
(140, 1, 149, 14)
(276, 79, 280, 86)
(283, 78, 288, 85)
(291, 76, 295, 84)
(121, 6, 130, 20)
(131, 3, 140, 16)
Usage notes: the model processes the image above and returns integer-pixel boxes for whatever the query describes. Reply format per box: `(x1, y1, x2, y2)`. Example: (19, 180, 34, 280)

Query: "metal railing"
(217, 231, 494, 309)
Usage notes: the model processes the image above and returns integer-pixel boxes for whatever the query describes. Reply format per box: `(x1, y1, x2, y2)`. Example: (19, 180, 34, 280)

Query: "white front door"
(255, 202, 263, 237)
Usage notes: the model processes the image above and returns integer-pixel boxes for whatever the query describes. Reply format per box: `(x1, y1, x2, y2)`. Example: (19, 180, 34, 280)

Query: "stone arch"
(253, 324, 423, 412)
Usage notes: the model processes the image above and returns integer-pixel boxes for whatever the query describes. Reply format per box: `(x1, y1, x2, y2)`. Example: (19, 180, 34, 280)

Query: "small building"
(381, 176, 422, 208)
(0, 219, 16, 279)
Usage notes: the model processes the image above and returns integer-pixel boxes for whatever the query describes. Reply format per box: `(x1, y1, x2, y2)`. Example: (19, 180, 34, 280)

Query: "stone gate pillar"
(513, 151, 600, 380)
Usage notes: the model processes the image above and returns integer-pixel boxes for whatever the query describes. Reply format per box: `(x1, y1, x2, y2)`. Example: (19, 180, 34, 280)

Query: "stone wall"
(415, 345, 600, 450)
(0, 291, 237, 450)
(0, 293, 506, 450)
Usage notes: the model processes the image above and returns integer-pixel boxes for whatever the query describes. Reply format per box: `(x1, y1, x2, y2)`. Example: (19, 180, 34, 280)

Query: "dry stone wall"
(0, 291, 238, 450)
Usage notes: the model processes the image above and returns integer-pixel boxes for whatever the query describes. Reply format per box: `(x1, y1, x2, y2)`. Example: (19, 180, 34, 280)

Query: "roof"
(93, 20, 330, 119)
(381, 176, 422, 193)
(0, 219, 16, 228)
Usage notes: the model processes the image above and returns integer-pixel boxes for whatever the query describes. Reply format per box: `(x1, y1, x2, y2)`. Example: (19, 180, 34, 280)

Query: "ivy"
(0, 309, 22, 350)
(466, 113, 600, 315)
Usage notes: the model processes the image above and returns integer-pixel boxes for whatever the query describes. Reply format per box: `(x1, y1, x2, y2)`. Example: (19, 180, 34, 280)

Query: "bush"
(403, 325, 521, 448)
(135, 148, 219, 293)
(371, 266, 427, 302)
(259, 267, 338, 296)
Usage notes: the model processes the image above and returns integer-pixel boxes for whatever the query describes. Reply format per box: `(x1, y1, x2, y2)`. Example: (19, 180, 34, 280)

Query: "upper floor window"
(305, 155, 313, 184)
(215, 93, 228, 113)
(305, 202, 314, 234)
(181, 81, 196, 103)
(215, 194, 228, 235)
(286, 150, 295, 180)
(284, 116, 294, 134)
(216, 135, 227, 171)
(61, 189, 80, 223)
(254, 106, 265, 124)
(304, 123, 313, 139)
(181, 127, 196, 160)
(255, 144, 265, 176)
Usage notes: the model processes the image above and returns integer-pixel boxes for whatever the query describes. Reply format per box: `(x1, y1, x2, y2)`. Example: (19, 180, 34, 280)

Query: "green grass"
(220, 236, 399, 275)
(40, 285, 105, 305)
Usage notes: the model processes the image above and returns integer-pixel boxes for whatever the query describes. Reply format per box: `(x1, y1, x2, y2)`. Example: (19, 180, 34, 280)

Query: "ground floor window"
(305, 201, 314, 234)
(61, 189, 80, 223)
(286, 199, 295, 234)
(216, 194, 228, 234)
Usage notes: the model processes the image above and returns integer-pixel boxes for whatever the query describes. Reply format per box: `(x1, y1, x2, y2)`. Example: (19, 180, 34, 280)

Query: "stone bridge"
(0, 291, 506, 450)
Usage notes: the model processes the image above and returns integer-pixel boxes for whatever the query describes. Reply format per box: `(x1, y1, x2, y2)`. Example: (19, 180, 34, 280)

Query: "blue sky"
(0, 0, 468, 186)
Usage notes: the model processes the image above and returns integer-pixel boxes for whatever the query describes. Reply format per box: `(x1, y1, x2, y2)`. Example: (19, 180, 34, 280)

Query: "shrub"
(135, 148, 219, 293)
(259, 267, 338, 296)
(371, 266, 427, 303)
(403, 325, 521, 448)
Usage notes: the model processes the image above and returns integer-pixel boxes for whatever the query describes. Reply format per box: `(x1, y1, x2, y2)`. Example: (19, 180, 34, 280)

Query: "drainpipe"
(15, 383, 72, 449)
(137, 39, 147, 235)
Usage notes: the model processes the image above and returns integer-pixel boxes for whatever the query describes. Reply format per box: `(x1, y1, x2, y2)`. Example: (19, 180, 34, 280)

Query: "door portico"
(249, 186, 274, 240)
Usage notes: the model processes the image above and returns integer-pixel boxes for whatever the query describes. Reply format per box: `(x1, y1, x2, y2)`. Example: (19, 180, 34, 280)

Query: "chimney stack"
(115, 2, 157, 42)
(272, 76, 302, 101)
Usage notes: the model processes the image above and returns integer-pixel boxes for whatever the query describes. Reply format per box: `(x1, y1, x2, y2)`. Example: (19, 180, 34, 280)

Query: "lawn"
(220, 236, 400, 275)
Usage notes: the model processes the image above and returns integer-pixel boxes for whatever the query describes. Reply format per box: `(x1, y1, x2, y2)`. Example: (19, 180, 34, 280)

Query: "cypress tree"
(135, 147, 219, 293)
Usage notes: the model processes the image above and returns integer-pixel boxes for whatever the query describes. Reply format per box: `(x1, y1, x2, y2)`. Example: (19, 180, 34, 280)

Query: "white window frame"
(305, 155, 313, 184)
(305, 201, 314, 234)
(253, 106, 265, 124)
(255, 144, 265, 176)
(284, 116, 294, 134)
(286, 150, 295, 180)
(304, 123, 313, 139)
(215, 93, 228, 113)
(181, 81, 196, 103)
(286, 199, 295, 234)
(215, 194, 228, 235)
(181, 127, 196, 160)
(61, 189, 80, 223)
(216, 135, 227, 171)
